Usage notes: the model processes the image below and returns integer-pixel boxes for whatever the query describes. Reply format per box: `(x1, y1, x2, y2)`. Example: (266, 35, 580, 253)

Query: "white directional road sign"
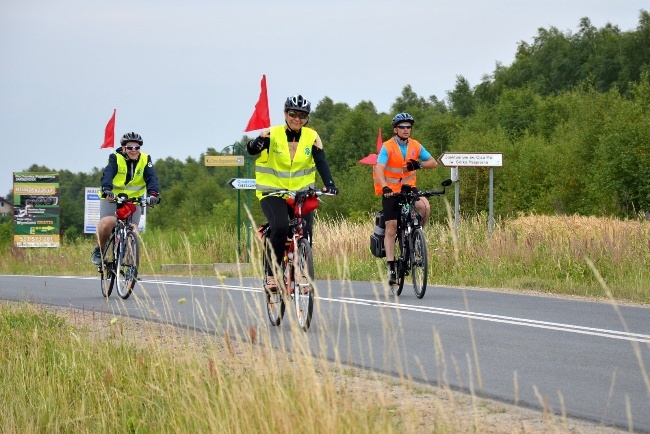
(439, 152, 503, 167)
(228, 178, 256, 189)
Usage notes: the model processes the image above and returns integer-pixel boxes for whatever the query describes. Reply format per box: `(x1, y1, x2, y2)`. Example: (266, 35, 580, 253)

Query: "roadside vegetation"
(0, 14, 649, 432)
(1, 212, 648, 304)
(0, 296, 615, 434)
(0, 303, 416, 433)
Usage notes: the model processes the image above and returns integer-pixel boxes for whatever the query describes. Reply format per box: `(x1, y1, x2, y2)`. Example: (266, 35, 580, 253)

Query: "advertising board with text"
(13, 172, 60, 247)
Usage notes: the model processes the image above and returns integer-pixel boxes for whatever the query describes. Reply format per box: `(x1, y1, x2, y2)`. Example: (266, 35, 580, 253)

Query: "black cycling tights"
(260, 196, 313, 274)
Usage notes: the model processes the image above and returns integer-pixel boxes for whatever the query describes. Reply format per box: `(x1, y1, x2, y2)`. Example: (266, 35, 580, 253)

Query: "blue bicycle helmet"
(284, 95, 311, 113)
(391, 113, 415, 127)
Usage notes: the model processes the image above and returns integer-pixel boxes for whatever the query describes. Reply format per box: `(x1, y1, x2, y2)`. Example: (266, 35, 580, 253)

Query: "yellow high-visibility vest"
(255, 126, 318, 200)
(111, 152, 149, 199)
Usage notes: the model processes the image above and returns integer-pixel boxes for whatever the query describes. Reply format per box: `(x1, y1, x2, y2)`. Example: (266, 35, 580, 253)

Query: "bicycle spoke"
(295, 238, 314, 331)
(394, 233, 406, 296)
(412, 228, 428, 299)
(262, 236, 285, 326)
(100, 234, 115, 298)
(116, 228, 139, 300)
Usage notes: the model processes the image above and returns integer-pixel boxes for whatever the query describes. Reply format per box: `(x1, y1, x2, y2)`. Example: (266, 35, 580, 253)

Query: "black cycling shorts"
(381, 195, 402, 222)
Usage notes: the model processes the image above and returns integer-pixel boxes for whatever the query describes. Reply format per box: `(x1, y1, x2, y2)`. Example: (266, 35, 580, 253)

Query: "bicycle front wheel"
(294, 238, 314, 331)
(411, 228, 428, 299)
(100, 233, 116, 298)
(116, 229, 139, 300)
(262, 235, 285, 326)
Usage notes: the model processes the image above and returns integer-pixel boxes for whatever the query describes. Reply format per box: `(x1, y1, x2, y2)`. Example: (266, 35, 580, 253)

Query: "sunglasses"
(287, 110, 308, 120)
(124, 145, 141, 151)
(396, 125, 412, 130)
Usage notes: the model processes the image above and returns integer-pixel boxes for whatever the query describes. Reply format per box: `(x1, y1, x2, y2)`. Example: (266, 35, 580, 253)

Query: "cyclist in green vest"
(91, 132, 160, 265)
(247, 95, 338, 294)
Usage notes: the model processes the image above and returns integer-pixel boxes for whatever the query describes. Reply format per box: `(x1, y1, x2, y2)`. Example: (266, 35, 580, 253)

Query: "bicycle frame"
(392, 180, 452, 298)
(258, 188, 333, 331)
(99, 196, 145, 300)
(393, 193, 421, 292)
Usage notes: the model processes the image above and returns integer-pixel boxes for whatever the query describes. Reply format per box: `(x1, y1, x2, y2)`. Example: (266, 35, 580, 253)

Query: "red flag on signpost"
(100, 109, 116, 149)
(245, 75, 271, 132)
(358, 127, 383, 165)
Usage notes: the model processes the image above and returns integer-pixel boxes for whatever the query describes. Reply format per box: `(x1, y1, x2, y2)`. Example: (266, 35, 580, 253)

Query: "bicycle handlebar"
(261, 188, 336, 199)
(396, 178, 453, 200)
(112, 194, 156, 207)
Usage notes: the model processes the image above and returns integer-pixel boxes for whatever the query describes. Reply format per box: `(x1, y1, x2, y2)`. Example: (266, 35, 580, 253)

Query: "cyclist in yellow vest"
(374, 113, 438, 286)
(91, 132, 160, 265)
(247, 95, 338, 294)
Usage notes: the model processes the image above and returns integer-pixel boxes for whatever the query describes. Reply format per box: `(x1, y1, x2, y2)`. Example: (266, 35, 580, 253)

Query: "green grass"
(1, 301, 603, 434)
(1, 212, 649, 303)
(2, 209, 646, 433)
(0, 302, 412, 433)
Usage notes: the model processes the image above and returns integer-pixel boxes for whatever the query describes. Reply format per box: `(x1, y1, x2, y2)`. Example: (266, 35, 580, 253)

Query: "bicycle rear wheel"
(100, 233, 116, 298)
(294, 238, 314, 331)
(394, 233, 406, 296)
(262, 235, 285, 326)
(116, 228, 139, 300)
(411, 228, 428, 299)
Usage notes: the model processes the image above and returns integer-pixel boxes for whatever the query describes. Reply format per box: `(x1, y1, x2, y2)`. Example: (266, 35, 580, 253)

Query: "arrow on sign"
(439, 152, 503, 167)
(228, 178, 256, 189)
(204, 156, 244, 166)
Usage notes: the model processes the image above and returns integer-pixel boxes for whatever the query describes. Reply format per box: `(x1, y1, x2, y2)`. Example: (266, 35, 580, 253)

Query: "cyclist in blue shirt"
(374, 113, 438, 285)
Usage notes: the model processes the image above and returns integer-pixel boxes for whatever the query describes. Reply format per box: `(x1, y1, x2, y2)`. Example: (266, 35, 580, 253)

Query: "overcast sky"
(1, 0, 647, 197)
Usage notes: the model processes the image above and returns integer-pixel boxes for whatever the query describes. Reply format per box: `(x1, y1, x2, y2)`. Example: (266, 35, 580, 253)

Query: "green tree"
(447, 75, 476, 117)
(391, 85, 431, 113)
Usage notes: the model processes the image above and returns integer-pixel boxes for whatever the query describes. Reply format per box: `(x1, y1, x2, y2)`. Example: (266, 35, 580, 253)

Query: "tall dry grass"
(2, 209, 646, 432)
(0, 301, 415, 433)
(1, 287, 599, 433)
(1, 213, 648, 303)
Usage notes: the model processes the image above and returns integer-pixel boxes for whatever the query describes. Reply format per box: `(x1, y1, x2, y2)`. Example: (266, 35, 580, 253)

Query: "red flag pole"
(100, 109, 116, 149)
(358, 127, 383, 165)
(245, 75, 271, 132)
(376, 127, 383, 152)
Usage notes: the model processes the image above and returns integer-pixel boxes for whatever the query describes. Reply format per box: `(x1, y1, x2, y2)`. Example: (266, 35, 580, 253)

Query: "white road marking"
(4, 275, 648, 343)
(337, 296, 650, 343)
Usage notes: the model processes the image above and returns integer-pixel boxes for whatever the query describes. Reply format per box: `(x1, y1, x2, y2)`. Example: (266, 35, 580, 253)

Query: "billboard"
(13, 172, 60, 247)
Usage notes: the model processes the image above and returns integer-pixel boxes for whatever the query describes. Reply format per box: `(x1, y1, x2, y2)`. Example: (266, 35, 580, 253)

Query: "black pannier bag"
(369, 210, 386, 258)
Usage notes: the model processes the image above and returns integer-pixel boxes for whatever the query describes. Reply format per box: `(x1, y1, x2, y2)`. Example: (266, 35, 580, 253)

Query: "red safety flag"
(100, 109, 116, 149)
(358, 154, 378, 165)
(358, 127, 383, 165)
(245, 75, 271, 132)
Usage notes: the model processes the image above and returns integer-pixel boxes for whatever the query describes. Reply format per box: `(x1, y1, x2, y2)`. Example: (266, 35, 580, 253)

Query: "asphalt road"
(1, 274, 649, 432)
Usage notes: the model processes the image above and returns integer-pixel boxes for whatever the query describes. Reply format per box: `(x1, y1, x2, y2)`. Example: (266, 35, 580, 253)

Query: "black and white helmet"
(120, 132, 143, 146)
(284, 95, 311, 113)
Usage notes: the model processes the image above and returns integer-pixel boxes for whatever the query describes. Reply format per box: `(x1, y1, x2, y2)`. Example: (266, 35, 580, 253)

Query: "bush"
(0, 221, 12, 249)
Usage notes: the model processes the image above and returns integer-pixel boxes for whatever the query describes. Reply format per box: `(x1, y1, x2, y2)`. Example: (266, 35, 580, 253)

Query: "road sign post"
(204, 146, 252, 261)
(439, 152, 503, 236)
